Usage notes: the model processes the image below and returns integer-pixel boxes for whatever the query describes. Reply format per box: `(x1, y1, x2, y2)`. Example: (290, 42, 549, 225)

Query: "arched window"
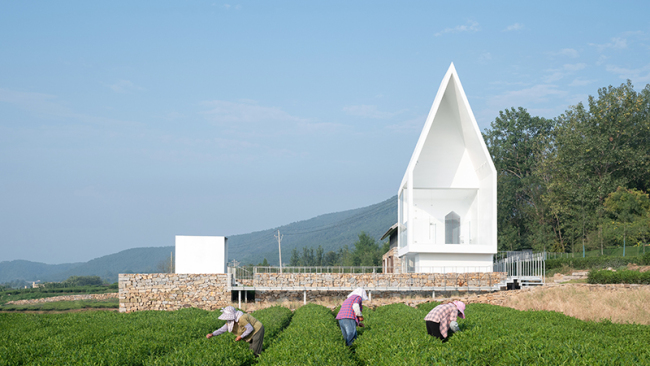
(445, 211, 460, 244)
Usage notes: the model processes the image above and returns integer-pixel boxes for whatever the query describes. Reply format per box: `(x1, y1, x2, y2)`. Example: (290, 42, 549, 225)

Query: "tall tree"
(315, 245, 324, 266)
(351, 232, 382, 266)
(603, 187, 650, 247)
(552, 81, 650, 252)
(289, 248, 300, 266)
(483, 107, 554, 251)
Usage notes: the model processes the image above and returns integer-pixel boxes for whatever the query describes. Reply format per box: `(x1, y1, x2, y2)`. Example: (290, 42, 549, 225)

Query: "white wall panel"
(175, 236, 228, 274)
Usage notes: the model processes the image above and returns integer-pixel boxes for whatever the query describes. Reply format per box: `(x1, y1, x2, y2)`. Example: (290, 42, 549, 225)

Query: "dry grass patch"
(500, 285, 650, 325)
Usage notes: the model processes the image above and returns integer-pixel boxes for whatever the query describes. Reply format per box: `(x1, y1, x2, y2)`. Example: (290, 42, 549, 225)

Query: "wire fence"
(229, 265, 500, 282)
(544, 245, 648, 259)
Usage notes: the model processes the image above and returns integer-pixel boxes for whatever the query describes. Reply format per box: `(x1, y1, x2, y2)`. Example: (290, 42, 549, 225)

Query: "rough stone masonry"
(119, 273, 230, 313)
(119, 272, 507, 312)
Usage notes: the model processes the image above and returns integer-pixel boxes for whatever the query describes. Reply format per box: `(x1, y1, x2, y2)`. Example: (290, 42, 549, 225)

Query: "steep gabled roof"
(399, 63, 496, 190)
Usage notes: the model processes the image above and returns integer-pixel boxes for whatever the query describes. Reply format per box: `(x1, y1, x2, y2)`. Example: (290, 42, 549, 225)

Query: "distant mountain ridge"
(0, 196, 397, 284)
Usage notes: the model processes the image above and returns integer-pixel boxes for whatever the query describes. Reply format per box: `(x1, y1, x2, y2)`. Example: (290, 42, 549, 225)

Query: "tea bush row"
(257, 304, 355, 366)
(0, 306, 292, 366)
(147, 305, 293, 366)
(354, 302, 650, 365)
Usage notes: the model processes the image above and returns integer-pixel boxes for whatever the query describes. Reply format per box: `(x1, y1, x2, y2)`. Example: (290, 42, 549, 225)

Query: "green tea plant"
(0, 306, 292, 366)
(257, 304, 355, 366)
(147, 305, 293, 366)
(249, 306, 293, 350)
(354, 302, 650, 365)
(3, 302, 650, 365)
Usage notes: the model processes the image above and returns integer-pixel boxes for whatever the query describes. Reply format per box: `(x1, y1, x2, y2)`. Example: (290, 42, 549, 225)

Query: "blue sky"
(2, 1, 649, 264)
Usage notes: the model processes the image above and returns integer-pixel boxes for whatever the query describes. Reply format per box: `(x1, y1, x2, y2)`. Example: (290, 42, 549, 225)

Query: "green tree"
(483, 107, 555, 251)
(351, 232, 382, 266)
(337, 246, 353, 266)
(551, 81, 650, 253)
(603, 187, 650, 248)
(290, 248, 300, 266)
(381, 241, 390, 255)
(322, 251, 339, 266)
(315, 245, 324, 266)
(302, 247, 315, 266)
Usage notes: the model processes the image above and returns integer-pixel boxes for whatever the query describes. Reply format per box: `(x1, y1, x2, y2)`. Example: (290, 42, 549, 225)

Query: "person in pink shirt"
(424, 300, 465, 342)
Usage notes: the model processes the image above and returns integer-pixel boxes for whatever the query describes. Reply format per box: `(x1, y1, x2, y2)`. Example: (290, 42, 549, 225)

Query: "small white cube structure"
(175, 236, 228, 274)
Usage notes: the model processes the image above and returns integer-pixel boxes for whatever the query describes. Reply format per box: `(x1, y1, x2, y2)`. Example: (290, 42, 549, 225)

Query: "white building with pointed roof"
(397, 63, 497, 273)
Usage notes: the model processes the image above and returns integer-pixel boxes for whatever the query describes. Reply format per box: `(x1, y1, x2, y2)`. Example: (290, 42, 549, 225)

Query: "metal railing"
(544, 245, 648, 259)
(494, 251, 545, 285)
(229, 265, 501, 282)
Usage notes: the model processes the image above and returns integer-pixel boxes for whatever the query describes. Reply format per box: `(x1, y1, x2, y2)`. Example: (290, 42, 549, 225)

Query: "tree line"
(484, 80, 650, 254)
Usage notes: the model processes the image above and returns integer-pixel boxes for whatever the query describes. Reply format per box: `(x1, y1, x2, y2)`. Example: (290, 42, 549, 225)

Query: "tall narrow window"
(445, 211, 460, 244)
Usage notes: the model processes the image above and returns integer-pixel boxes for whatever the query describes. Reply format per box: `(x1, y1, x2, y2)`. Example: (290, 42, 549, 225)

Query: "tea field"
(1, 302, 649, 365)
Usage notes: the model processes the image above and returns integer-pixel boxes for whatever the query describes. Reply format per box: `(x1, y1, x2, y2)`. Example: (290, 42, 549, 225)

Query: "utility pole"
(170, 252, 173, 273)
(275, 230, 283, 273)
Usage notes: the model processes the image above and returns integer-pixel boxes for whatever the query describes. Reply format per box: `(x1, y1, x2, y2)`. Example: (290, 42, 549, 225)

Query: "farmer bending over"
(424, 301, 465, 342)
(206, 306, 265, 356)
(335, 287, 368, 346)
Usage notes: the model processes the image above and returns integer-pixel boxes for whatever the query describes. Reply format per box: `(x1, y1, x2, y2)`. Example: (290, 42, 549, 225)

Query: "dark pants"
(338, 318, 357, 346)
(426, 321, 449, 342)
(248, 325, 265, 356)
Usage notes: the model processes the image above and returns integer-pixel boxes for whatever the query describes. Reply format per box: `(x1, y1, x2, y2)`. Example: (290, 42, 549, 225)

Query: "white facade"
(175, 235, 228, 274)
(397, 63, 497, 273)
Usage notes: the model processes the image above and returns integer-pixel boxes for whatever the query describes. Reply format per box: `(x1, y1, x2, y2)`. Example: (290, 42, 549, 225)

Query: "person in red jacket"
(424, 300, 465, 342)
(335, 288, 368, 346)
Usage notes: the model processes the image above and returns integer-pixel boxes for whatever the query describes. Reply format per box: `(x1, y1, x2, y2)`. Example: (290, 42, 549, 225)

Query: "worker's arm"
(352, 303, 363, 320)
(237, 323, 254, 340)
(206, 324, 228, 338)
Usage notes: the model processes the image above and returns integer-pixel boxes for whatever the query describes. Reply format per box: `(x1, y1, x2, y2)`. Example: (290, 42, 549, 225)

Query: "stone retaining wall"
(6, 292, 118, 305)
(120, 272, 507, 312)
(119, 273, 230, 313)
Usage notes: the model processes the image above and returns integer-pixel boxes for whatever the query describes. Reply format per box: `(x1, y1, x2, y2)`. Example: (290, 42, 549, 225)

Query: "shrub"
(588, 269, 650, 284)
(642, 252, 650, 265)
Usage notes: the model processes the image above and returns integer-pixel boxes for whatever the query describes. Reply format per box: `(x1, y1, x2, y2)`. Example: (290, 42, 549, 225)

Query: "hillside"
(0, 247, 174, 285)
(1, 196, 397, 284)
(228, 195, 397, 265)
